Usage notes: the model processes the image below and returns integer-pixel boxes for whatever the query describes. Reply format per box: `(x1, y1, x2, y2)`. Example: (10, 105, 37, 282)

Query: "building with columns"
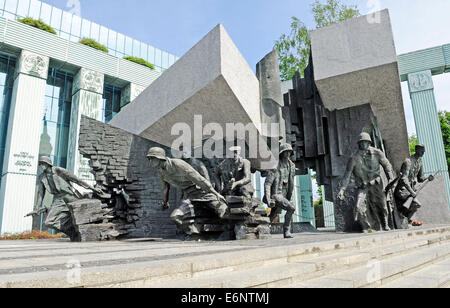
(0, 0, 179, 234)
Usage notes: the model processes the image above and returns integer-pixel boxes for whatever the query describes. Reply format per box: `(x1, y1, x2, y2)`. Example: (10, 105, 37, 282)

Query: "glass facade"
(0, 0, 178, 72)
(39, 68, 73, 168)
(0, 54, 16, 176)
(102, 84, 121, 123)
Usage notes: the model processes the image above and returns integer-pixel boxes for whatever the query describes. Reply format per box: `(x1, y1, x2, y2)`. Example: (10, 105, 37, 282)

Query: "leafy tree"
(275, 0, 360, 81)
(409, 134, 419, 155)
(438, 111, 450, 172)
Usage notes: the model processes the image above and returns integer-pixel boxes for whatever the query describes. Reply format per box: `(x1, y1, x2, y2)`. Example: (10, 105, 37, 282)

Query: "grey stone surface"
(79, 116, 179, 239)
(414, 175, 450, 224)
(256, 50, 285, 140)
(310, 9, 409, 172)
(0, 225, 448, 288)
(109, 24, 262, 151)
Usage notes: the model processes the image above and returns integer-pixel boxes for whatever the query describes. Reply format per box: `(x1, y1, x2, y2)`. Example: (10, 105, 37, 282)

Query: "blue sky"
(43, 0, 450, 136)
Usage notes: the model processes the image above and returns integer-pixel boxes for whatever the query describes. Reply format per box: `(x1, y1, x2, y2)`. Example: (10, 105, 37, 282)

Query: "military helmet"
(38, 156, 53, 167)
(358, 132, 372, 144)
(279, 143, 294, 155)
(146, 147, 167, 160)
(415, 144, 426, 152)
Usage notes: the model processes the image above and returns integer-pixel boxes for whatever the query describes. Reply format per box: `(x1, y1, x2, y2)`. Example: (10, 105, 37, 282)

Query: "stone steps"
(380, 257, 450, 288)
(0, 225, 448, 288)
(152, 231, 449, 288)
(289, 242, 450, 288)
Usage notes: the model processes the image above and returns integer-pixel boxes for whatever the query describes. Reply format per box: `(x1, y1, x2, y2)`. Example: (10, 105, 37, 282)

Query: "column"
(322, 187, 336, 228)
(121, 83, 145, 108)
(0, 50, 49, 234)
(293, 171, 315, 227)
(407, 70, 450, 209)
(67, 68, 104, 186)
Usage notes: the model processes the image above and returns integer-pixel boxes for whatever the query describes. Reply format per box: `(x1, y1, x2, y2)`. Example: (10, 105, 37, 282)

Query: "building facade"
(0, 0, 180, 234)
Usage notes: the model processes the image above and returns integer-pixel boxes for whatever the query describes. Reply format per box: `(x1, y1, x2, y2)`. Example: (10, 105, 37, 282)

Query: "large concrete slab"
(110, 24, 262, 150)
(310, 9, 409, 172)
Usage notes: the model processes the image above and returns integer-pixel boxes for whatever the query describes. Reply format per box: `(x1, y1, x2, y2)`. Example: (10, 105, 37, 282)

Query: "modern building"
(0, 0, 182, 234)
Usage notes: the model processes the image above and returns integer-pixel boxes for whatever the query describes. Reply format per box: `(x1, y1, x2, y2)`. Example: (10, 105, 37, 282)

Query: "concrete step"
(0, 225, 448, 288)
(380, 257, 450, 288)
(151, 232, 449, 288)
(289, 241, 450, 288)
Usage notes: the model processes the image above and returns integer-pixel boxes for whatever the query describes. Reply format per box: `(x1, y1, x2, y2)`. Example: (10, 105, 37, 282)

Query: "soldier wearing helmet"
(27, 156, 103, 241)
(146, 147, 228, 236)
(264, 143, 296, 239)
(215, 146, 255, 198)
(394, 144, 434, 225)
(338, 133, 395, 233)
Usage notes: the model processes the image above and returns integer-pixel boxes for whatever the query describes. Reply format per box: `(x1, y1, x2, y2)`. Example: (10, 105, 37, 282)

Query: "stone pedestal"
(407, 70, 450, 210)
(0, 50, 49, 234)
(67, 68, 104, 186)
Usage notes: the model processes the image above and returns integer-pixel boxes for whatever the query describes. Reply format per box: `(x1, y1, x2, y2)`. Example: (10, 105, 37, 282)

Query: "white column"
(121, 83, 145, 107)
(67, 68, 104, 186)
(0, 50, 49, 234)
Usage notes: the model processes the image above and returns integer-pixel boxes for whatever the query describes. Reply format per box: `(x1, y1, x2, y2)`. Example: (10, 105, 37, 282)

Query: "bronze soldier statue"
(264, 143, 296, 239)
(338, 133, 395, 233)
(26, 156, 103, 241)
(394, 144, 435, 224)
(147, 147, 228, 235)
(215, 146, 255, 198)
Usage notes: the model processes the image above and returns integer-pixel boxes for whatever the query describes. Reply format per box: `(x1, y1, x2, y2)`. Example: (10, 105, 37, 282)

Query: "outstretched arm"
(58, 168, 101, 194)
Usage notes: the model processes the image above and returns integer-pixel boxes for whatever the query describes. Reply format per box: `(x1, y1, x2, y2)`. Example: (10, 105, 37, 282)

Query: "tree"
(438, 111, 450, 172)
(275, 0, 360, 81)
(409, 134, 419, 155)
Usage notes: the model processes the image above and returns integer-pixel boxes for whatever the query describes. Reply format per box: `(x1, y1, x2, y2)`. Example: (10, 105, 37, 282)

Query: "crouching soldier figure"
(27, 156, 103, 242)
(147, 147, 228, 235)
(395, 144, 435, 225)
(264, 143, 296, 239)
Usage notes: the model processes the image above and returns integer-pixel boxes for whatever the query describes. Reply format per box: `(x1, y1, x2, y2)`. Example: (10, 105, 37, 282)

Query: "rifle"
(403, 171, 439, 209)
(25, 207, 48, 218)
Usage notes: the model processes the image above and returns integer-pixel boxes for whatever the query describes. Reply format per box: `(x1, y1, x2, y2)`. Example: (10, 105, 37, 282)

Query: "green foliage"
(409, 134, 419, 155)
(312, 0, 360, 29)
(79, 38, 109, 53)
(123, 56, 155, 70)
(18, 17, 57, 35)
(438, 111, 450, 172)
(275, 0, 360, 81)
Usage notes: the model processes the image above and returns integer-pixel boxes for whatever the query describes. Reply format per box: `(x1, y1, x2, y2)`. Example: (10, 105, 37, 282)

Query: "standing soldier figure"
(216, 146, 255, 198)
(26, 156, 103, 242)
(264, 143, 296, 239)
(394, 144, 435, 224)
(338, 133, 395, 233)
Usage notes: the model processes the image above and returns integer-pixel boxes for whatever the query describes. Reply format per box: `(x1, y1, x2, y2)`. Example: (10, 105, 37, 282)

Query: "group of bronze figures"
(339, 133, 434, 233)
(147, 144, 297, 239)
(27, 132, 433, 241)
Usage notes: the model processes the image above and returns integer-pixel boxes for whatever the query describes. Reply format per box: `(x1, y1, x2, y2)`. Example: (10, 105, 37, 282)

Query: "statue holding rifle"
(394, 144, 435, 226)
(26, 156, 103, 242)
